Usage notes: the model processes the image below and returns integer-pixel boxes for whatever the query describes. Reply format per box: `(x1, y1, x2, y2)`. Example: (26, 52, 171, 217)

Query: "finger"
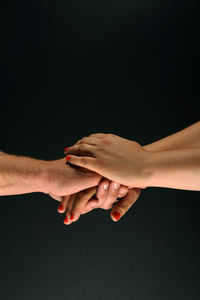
(89, 133, 105, 138)
(64, 144, 96, 157)
(66, 155, 97, 172)
(118, 186, 128, 198)
(80, 178, 110, 214)
(57, 195, 70, 213)
(71, 187, 97, 222)
(101, 181, 121, 210)
(82, 198, 99, 214)
(76, 136, 100, 146)
(111, 188, 141, 222)
(63, 194, 76, 225)
(96, 178, 110, 207)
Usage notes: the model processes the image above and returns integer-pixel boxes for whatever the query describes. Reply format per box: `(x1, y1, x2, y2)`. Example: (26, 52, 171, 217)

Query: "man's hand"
(40, 158, 101, 197)
(0, 152, 101, 196)
(56, 177, 142, 225)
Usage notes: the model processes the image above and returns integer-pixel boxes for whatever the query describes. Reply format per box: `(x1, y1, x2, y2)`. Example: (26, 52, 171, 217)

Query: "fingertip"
(102, 179, 110, 191)
(57, 204, 64, 213)
(70, 213, 74, 221)
(111, 211, 121, 222)
(98, 178, 109, 190)
(63, 216, 69, 225)
(66, 155, 71, 161)
(64, 147, 69, 154)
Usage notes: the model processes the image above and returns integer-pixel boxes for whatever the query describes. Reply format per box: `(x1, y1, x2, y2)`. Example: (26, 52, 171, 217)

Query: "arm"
(61, 122, 200, 223)
(144, 121, 200, 152)
(0, 151, 101, 196)
(64, 122, 200, 191)
(146, 148, 200, 190)
(0, 151, 47, 195)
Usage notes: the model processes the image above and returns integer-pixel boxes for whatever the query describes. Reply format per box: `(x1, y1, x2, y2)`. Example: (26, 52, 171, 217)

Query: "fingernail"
(63, 216, 68, 224)
(70, 213, 74, 220)
(113, 183, 120, 190)
(64, 147, 69, 152)
(112, 211, 121, 221)
(66, 155, 71, 161)
(103, 183, 109, 190)
(58, 204, 64, 212)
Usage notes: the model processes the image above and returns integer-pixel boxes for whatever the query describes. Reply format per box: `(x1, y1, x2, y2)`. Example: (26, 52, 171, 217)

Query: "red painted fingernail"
(64, 147, 69, 152)
(66, 155, 71, 161)
(58, 204, 64, 212)
(70, 213, 74, 221)
(63, 216, 68, 224)
(112, 211, 121, 221)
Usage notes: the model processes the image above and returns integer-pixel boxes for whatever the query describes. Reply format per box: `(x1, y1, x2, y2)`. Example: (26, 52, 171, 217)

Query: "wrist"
(142, 151, 171, 188)
(141, 152, 158, 188)
(34, 160, 52, 194)
(133, 151, 155, 188)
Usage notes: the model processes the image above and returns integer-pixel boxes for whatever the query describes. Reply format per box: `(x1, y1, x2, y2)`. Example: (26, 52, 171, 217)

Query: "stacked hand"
(57, 134, 145, 225)
(57, 121, 200, 226)
(1, 122, 199, 225)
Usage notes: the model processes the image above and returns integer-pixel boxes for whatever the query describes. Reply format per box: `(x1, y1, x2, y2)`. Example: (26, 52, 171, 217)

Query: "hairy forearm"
(144, 148, 200, 191)
(0, 152, 48, 195)
(144, 121, 200, 152)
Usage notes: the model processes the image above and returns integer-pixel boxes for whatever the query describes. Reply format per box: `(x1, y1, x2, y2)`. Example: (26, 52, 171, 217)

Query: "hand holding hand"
(64, 133, 150, 187)
(57, 178, 141, 225)
(43, 158, 101, 197)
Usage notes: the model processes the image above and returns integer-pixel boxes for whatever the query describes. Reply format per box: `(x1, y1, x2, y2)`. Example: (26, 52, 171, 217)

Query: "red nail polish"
(66, 155, 71, 161)
(112, 211, 121, 221)
(63, 216, 68, 224)
(70, 213, 74, 220)
(64, 147, 69, 152)
(58, 204, 64, 212)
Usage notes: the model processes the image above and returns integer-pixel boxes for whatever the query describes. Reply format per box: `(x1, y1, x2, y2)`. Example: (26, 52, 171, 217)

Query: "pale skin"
(0, 151, 128, 222)
(63, 121, 200, 224)
(58, 179, 130, 225)
(1, 122, 199, 226)
(0, 152, 102, 197)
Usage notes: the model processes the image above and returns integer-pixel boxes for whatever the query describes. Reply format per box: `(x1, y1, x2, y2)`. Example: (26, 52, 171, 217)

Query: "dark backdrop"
(0, 0, 199, 299)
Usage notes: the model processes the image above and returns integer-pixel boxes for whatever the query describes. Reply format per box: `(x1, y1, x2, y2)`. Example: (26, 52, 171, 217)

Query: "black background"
(0, 0, 200, 299)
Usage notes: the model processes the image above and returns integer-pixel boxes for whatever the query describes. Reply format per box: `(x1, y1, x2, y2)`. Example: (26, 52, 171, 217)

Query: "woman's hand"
(57, 178, 141, 225)
(64, 133, 150, 188)
(57, 179, 128, 224)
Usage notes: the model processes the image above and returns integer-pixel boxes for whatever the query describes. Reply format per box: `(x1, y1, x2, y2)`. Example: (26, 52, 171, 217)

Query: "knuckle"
(80, 157, 87, 166)
(101, 204, 110, 210)
(102, 135, 113, 146)
(98, 139, 108, 149)
(109, 189, 118, 198)
(78, 137, 86, 144)
(117, 201, 129, 212)
(76, 190, 88, 201)
(78, 144, 85, 152)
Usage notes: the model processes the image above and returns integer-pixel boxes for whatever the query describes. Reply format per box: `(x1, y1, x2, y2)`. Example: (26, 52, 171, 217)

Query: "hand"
(57, 179, 128, 224)
(64, 134, 150, 187)
(57, 178, 141, 225)
(42, 158, 101, 197)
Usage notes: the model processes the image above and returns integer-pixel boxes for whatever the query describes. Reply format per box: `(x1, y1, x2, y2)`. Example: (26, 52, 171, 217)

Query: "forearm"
(145, 148, 200, 191)
(144, 121, 200, 152)
(0, 152, 48, 195)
